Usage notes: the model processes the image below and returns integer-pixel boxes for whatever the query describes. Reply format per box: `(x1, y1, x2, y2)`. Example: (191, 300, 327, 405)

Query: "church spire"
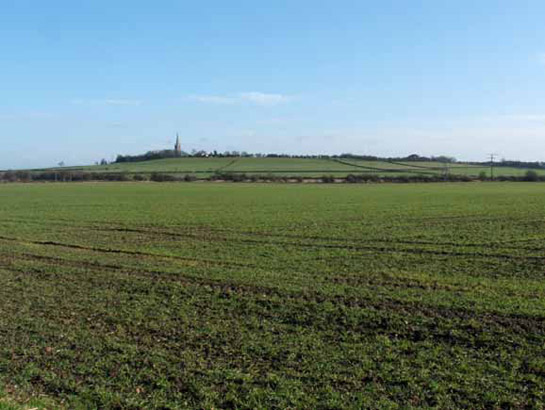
(174, 133, 182, 156)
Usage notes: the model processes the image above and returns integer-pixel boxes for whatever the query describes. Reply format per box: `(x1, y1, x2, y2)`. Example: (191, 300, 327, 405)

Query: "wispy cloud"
(238, 92, 290, 105)
(190, 95, 236, 104)
(503, 114, 545, 122)
(0, 111, 55, 120)
(478, 113, 545, 123)
(188, 92, 292, 106)
(107, 122, 128, 128)
(71, 98, 142, 106)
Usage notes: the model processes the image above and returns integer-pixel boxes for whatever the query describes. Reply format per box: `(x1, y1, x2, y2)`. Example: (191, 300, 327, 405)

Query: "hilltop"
(50, 155, 545, 179)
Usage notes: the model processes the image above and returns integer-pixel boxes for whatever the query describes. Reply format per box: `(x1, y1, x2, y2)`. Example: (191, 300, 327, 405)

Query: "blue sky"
(3, 0, 545, 168)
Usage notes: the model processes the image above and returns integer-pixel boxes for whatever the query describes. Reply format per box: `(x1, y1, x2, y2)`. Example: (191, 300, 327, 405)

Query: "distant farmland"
(43, 156, 544, 179)
(1, 182, 545, 408)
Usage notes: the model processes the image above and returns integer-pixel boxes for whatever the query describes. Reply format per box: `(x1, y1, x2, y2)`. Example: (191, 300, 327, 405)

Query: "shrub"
(248, 175, 260, 182)
(524, 170, 540, 182)
(320, 175, 335, 183)
(150, 173, 179, 182)
(231, 173, 247, 182)
(15, 171, 32, 182)
(183, 174, 197, 182)
(2, 171, 17, 182)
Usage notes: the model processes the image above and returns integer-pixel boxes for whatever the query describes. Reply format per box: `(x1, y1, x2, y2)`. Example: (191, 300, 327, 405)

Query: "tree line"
(2, 169, 544, 183)
(113, 150, 459, 164)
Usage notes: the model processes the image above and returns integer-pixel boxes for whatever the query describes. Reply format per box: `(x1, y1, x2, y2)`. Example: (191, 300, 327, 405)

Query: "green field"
(1, 183, 545, 408)
(55, 156, 544, 178)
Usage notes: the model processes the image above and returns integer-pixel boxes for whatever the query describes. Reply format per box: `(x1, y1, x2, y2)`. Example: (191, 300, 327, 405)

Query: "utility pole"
(488, 153, 497, 180)
(442, 162, 450, 181)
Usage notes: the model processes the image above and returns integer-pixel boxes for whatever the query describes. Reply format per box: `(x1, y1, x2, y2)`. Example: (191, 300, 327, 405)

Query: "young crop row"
(0, 183, 545, 408)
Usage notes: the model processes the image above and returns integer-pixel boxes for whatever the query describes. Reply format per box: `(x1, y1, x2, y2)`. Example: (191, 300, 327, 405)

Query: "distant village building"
(174, 133, 182, 156)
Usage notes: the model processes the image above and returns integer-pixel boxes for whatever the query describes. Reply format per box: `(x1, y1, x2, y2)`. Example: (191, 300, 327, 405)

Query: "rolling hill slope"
(53, 157, 544, 179)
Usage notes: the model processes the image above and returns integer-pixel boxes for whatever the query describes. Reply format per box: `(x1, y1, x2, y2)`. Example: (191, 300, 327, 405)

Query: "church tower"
(174, 133, 182, 156)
